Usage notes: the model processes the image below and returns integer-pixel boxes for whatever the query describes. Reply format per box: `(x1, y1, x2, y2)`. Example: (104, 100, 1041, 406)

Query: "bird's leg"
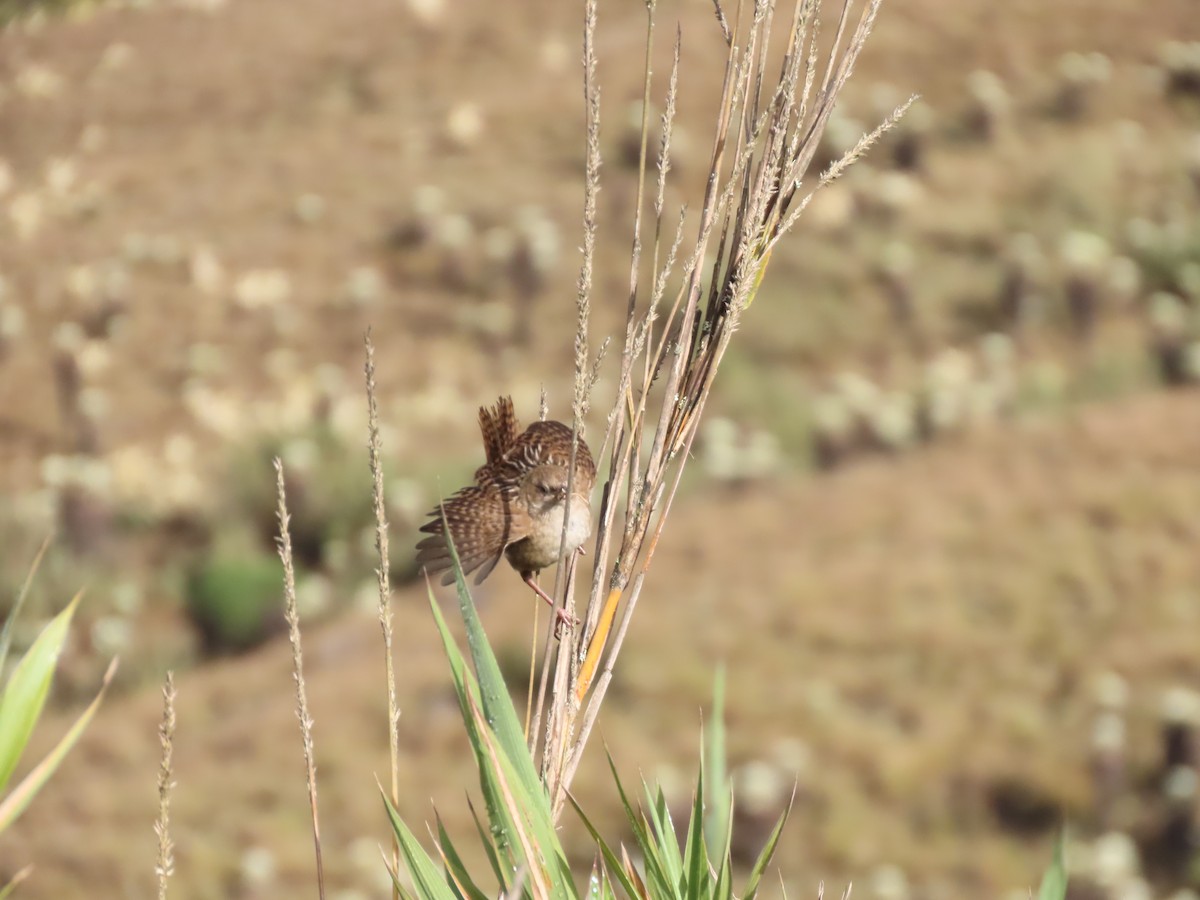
(523, 572, 556, 608)
(522, 572, 577, 635)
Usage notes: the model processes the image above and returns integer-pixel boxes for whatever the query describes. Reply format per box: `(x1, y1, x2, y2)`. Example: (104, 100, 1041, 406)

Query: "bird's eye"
(537, 483, 552, 494)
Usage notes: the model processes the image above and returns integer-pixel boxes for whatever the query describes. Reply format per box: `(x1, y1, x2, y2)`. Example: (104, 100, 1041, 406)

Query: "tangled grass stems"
(274, 458, 326, 900)
(520, 0, 907, 817)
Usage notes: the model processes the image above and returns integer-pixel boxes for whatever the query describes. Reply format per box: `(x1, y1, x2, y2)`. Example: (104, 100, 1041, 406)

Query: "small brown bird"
(416, 396, 596, 623)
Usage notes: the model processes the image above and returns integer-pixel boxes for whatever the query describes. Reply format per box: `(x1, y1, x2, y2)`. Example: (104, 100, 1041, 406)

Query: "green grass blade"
(704, 669, 730, 862)
(621, 845, 651, 900)
(0, 657, 117, 832)
(435, 814, 489, 900)
(0, 537, 51, 678)
(586, 859, 620, 900)
(681, 765, 709, 900)
(466, 697, 545, 898)
(427, 592, 520, 872)
(0, 592, 82, 794)
(1036, 832, 1068, 900)
(741, 790, 794, 900)
(441, 529, 546, 809)
(711, 797, 734, 900)
(712, 849, 731, 899)
(467, 796, 509, 891)
(434, 531, 575, 897)
(605, 751, 649, 844)
(569, 792, 643, 900)
(605, 753, 672, 898)
(381, 790, 459, 900)
(378, 838, 420, 900)
(645, 783, 684, 888)
(585, 861, 602, 900)
(429, 589, 570, 897)
(467, 688, 574, 898)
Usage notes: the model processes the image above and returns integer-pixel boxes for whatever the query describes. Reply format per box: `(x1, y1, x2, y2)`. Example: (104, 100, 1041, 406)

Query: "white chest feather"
(509, 493, 593, 573)
(560, 493, 593, 553)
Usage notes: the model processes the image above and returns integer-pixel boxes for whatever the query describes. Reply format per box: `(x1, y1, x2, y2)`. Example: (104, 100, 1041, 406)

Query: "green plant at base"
(381, 540, 790, 899)
(185, 553, 283, 653)
(1036, 833, 1068, 900)
(0, 541, 117, 894)
(229, 427, 375, 569)
(570, 741, 789, 900)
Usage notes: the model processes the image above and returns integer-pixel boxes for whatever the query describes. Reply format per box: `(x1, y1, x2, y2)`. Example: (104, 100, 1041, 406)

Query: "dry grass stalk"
(154, 671, 176, 900)
(2, 866, 32, 895)
(274, 458, 327, 900)
(528, 0, 602, 786)
(363, 330, 402, 899)
(521, 0, 906, 816)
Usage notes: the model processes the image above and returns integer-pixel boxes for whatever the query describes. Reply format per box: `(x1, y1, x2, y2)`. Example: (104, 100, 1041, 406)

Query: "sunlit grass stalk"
(529, 0, 603, 785)
(364, 330, 402, 899)
(274, 459, 326, 900)
(154, 671, 176, 900)
(525, 0, 908, 816)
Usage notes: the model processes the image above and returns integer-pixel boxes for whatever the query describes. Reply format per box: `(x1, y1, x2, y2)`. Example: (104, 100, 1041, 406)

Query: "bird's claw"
(553, 606, 578, 639)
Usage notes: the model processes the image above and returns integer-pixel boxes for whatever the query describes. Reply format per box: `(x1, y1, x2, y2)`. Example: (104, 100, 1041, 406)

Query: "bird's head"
(520, 464, 571, 515)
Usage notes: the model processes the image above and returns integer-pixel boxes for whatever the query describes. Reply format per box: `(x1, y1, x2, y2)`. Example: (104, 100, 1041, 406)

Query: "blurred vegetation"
(184, 550, 283, 654)
(0, 0, 76, 26)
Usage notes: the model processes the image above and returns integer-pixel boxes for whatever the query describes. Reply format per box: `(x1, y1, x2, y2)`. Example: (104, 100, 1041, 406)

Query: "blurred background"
(1, 0, 1200, 896)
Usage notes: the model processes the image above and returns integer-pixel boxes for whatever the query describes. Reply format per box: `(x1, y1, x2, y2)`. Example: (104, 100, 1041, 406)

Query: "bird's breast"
(561, 493, 593, 552)
(507, 493, 592, 573)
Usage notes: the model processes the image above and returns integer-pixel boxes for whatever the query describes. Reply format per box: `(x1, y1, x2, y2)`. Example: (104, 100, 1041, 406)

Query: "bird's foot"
(553, 606, 578, 639)
(524, 572, 577, 640)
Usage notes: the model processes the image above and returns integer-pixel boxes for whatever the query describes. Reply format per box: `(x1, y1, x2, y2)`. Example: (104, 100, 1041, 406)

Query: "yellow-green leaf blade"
(381, 790, 459, 900)
(0, 656, 117, 832)
(0, 864, 33, 899)
(1036, 832, 1068, 900)
(0, 592, 83, 794)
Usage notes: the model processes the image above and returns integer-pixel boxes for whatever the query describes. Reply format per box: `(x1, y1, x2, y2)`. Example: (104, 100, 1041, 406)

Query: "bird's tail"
(477, 396, 520, 468)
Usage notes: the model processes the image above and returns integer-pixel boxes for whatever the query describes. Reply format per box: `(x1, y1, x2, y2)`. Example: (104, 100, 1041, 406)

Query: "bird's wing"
(477, 396, 520, 473)
(509, 420, 597, 491)
(415, 482, 530, 586)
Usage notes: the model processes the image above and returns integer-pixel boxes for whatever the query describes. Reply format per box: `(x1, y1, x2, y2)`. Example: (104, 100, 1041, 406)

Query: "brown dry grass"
(0, 0, 1195, 482)
(7, 389, 1200, 895)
